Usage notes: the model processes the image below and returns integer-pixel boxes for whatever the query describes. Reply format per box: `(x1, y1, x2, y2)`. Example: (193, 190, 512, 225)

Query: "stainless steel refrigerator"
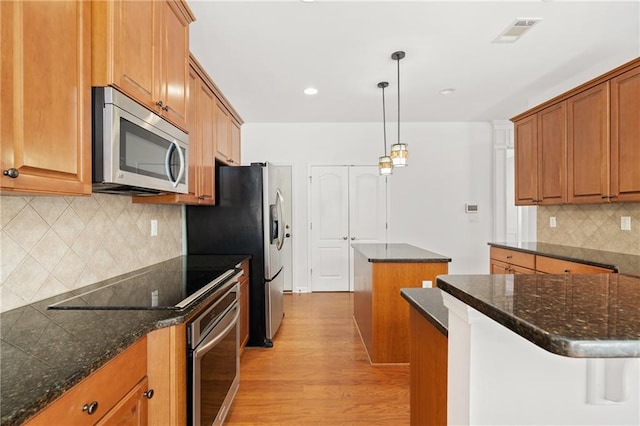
(186, 162, 285, 347)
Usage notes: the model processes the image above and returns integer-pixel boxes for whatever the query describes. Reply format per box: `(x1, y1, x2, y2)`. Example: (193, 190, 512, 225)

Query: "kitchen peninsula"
(437, 273, 640, 425)
(352, 243, 450, 364)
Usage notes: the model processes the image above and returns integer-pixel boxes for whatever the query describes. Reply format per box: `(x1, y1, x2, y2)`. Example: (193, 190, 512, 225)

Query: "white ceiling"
(188, 1, 640, 123)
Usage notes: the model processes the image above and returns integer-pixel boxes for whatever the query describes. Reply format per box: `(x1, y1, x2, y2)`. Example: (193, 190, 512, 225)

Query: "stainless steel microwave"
(92, 87, 189, 195)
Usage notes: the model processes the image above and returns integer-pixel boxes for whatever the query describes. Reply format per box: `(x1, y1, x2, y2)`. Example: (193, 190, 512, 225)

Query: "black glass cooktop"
(48, 256, 241, 310)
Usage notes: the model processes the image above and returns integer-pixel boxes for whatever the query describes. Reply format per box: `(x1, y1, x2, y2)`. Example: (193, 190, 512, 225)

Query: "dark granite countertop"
(352, 243, 451, 263)
(436, 273, 640, 358)
(0, 254, 249, 426)
(400, 288, 448, 336)
(489, 242, 640, 277)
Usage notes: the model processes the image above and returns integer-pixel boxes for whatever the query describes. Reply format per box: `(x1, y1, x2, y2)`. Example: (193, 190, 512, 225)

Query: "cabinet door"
(490, 260, 510, 274)
(567, 83, 610, 203)
(610, 66, 640, 202)
(537, 102, 567, 205)
(514, 115, 538, 205)
(215, 101, 232, 162)
(96, 378, 149, 426)
(95, 0, 159, 112)
(159, 0, 189, 131)
(230, 120, 242, 166)
(1, 0, 91, 195)
(197, 79, 216, 203)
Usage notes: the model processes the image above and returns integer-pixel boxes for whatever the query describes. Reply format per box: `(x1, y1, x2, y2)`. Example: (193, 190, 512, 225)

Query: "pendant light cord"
(382, 85, 387, 153)
(396, 56, 400, 144)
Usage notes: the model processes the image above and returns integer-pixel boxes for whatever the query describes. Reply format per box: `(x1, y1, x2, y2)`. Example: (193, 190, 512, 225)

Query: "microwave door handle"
(165, 141, 185, 188)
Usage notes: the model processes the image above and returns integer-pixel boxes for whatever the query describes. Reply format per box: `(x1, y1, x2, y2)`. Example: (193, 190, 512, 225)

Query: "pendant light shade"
(390, 51, 409, 167)
(377, 81, 393, 176)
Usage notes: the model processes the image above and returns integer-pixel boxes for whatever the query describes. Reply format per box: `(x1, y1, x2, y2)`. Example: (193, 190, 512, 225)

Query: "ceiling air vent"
(493, 18, 542, 43)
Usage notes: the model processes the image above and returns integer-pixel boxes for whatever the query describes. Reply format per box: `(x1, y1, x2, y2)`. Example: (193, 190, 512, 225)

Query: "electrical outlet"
(621, 216, 631, 231)
(550, 217, 557, 228)
(150, 219, 158, 236)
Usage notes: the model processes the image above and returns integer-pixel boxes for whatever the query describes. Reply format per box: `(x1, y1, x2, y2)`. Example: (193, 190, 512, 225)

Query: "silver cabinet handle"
(351, 237, 356, 240)
(3, 168, 19, 178)
(143, 389, 154, 399)
(82, 401, 98, 415)
(343, 237, 348, 240)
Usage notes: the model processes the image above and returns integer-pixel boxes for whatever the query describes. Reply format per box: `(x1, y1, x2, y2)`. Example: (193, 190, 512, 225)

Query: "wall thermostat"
(465, 204, 479, 213)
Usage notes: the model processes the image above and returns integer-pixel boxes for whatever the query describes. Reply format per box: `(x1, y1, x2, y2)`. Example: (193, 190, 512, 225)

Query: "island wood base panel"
(409, 307, 447, 426)
(353, 250, 449, 364)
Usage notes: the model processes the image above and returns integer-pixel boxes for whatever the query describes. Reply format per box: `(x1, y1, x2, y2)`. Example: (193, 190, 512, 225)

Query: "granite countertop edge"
(352, 243, 451, 263)
(400, 288, 448, 336)
(436, 276, 640, 358)
(0, 254, 250, 426)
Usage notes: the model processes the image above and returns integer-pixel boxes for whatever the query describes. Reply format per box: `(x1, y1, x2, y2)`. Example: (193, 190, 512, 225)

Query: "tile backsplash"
(537, 203, 640, 256)
(0, 194, 183, 312)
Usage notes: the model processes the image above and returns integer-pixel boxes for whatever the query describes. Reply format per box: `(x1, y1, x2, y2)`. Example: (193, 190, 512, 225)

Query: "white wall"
(242, 122, 493, 291)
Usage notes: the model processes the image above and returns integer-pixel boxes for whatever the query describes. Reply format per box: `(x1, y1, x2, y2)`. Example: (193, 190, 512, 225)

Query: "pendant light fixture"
(377, 81, 393, 176)
(390, 51, 409, 167)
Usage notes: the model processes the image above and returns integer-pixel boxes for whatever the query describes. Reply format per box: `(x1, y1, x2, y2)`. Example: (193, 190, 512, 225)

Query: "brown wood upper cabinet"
(610, 66, 640, 202)
(567, 83, 610, 204)
(1, 1, 91, 196)
(92, 0, 194, 132)
(514, 103, 567, 205)
(512, 57, 640, 205)
(134, 58, 216, 205)
(216, 103, 242, 166)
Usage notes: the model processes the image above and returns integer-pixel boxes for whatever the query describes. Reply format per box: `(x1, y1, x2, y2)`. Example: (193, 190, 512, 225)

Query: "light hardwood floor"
(225, 292, 410, 425)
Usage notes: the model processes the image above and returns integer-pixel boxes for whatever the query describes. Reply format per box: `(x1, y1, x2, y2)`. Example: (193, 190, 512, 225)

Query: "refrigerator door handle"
(275, 189, 285, 250)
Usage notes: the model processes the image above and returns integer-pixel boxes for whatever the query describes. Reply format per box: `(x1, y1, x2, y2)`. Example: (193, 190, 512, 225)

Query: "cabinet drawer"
(490, 247, 536, 270)
(26, 337, 147, 425)
(535, 256, 614, 274)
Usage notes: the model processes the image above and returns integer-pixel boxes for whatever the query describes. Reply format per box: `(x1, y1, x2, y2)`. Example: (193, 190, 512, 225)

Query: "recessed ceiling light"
(440, 88, 455, 95)
(304, 87, 318, 95)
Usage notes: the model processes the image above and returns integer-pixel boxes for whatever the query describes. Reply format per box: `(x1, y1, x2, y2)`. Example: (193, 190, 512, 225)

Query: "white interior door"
(348, 166, 387, 288)
(310, 166, 350, 291)
(310, 165, 387, 292)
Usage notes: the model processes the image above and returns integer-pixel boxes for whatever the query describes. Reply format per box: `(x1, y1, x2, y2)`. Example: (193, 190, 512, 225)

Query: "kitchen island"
(437, 273, 640, 425)
(352, 243, 450, 364)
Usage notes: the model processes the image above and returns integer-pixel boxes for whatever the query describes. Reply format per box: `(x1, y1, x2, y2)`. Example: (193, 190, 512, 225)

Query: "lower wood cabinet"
(489, 247, 614, 275)
(409, 307, 447, 426)
(535, 255, 613, 274)
(25, 337, 150, 426)
(238, 260, 250, 353)
(146, 324, 187, 426)
(96, 377, 149, 426)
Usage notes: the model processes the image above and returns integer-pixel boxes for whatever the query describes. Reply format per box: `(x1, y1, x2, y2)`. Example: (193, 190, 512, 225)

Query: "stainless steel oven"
(187, 282, 240, 426)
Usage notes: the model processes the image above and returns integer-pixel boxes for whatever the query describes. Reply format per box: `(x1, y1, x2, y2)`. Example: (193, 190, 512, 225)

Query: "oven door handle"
(194, 305, 239, 360)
